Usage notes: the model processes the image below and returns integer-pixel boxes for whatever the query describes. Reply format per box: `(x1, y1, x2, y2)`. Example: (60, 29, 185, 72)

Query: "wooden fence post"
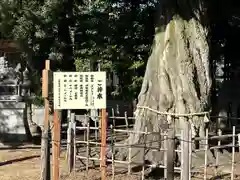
(182, 118, 190, 180)
(231, 126, 236, 180)
(180, 130, 184, 180)
(100, 109, 107, 180)
(189, 125, 192, 179)
(40, 60, 51, 180)
(167, 116, 175, 180)
(204, 128, 208, 180)
(164, 131, 168, 179)
(67, 113, 71, 172)
(73, 114, 76, 172)
(52, 110, 61, 180)
(66, 110, 71, 159)
(68, 112, 75, 173)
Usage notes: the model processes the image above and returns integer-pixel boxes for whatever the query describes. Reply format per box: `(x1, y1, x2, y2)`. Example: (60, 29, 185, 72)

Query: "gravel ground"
(0, 145, 139, 180)
(0, 145, 239, 180)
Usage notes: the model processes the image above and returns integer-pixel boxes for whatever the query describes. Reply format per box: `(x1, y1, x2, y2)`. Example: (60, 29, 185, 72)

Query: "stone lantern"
(0, 40, 40, 142)
(21, 66, 31, 96)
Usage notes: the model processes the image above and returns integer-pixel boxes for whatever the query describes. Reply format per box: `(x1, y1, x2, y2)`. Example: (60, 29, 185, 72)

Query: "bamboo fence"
(66, 110, 240, 180)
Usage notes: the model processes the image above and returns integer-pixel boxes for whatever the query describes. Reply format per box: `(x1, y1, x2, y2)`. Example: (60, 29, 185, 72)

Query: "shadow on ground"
(0, 155, 40, 166)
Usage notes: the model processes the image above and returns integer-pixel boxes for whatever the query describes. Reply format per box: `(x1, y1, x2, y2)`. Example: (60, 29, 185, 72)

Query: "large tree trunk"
(119, 0, 212, 166)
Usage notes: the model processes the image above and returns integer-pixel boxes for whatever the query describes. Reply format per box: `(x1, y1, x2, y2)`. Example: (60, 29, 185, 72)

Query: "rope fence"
(65, 109, 240, 180)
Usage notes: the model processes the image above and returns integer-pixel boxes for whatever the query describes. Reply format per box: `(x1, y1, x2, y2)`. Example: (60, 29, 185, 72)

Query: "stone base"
(0, 102, 27, 145)
(0, 133, 28, 146)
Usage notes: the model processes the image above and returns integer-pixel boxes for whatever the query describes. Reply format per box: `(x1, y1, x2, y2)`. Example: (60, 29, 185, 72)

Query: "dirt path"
(0, 145, 240, 180)
(0, 146, 139, 180)
(0, 147, 41, 180)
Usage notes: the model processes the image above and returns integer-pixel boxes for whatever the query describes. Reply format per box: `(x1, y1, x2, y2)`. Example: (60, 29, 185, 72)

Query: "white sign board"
(53, 72, 106, 109)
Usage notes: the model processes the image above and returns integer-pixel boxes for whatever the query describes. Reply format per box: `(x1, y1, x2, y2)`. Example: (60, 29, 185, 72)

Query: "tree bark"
(119, 0, 212, 166)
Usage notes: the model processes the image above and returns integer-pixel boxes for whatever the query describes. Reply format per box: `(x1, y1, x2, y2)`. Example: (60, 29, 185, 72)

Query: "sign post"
(41, 60, 51, 180)
(52, 110, 61, 180)
(100, 108, 107, 180)
(53, 71, 107, 180)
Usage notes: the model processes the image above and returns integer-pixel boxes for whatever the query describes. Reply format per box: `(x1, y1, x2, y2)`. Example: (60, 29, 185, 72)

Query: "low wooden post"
(40, 60, 51, 180)
(164, 131, 168, 179)
(66, 111, 71, 161)
(141, 128, 147, 180)
(111, 108, 115, 130)
(94, 112, 98, 142)
(100, 109, 107, 180)
(238, 133, 240, 153)
(86, 122, 90, 174)
(180, 130, 184, 180)
(182, 118, 190, 180)
(68, 113, 75, 173)
(204, 128, 208, 180)
(216, 128, 222, 174)
(167, 116, 175, 180)
(189, 126, 192, 179)
(231, 126, 236, 180)
(124, 112, 129, 131)
(67, 112, 71, 172)
(53, 110, 61, 180)
(73, 116, 76, 172)
(128, 132, 132, 175)
(110, 125, 115, 180)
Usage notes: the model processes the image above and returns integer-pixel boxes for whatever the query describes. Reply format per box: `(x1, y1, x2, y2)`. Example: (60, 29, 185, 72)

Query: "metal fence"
(65, 110, 240, 180)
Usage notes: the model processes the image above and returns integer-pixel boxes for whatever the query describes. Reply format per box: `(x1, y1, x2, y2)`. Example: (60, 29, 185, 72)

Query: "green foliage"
(0, 0, 158, 101)
(32, 95, 44, 107)
(75, 57, 91, 72)
(129, 60, 145, 70)
(74, 0, 157, 99)
(0, 0, 77, 105)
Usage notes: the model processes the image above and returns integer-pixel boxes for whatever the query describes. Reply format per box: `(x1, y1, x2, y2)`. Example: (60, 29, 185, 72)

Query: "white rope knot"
(167, 115, 172, 124)
(203, 114, 209, 123)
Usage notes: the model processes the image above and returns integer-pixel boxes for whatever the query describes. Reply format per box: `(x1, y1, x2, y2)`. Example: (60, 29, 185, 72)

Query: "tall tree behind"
(119, 0, 212, 164)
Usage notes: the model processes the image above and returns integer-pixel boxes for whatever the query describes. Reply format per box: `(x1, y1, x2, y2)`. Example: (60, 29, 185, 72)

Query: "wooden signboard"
(53, 72, 106, 109)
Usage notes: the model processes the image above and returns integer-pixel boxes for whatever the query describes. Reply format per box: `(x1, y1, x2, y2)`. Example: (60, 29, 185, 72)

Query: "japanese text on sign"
(53, 72, 106, 109)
